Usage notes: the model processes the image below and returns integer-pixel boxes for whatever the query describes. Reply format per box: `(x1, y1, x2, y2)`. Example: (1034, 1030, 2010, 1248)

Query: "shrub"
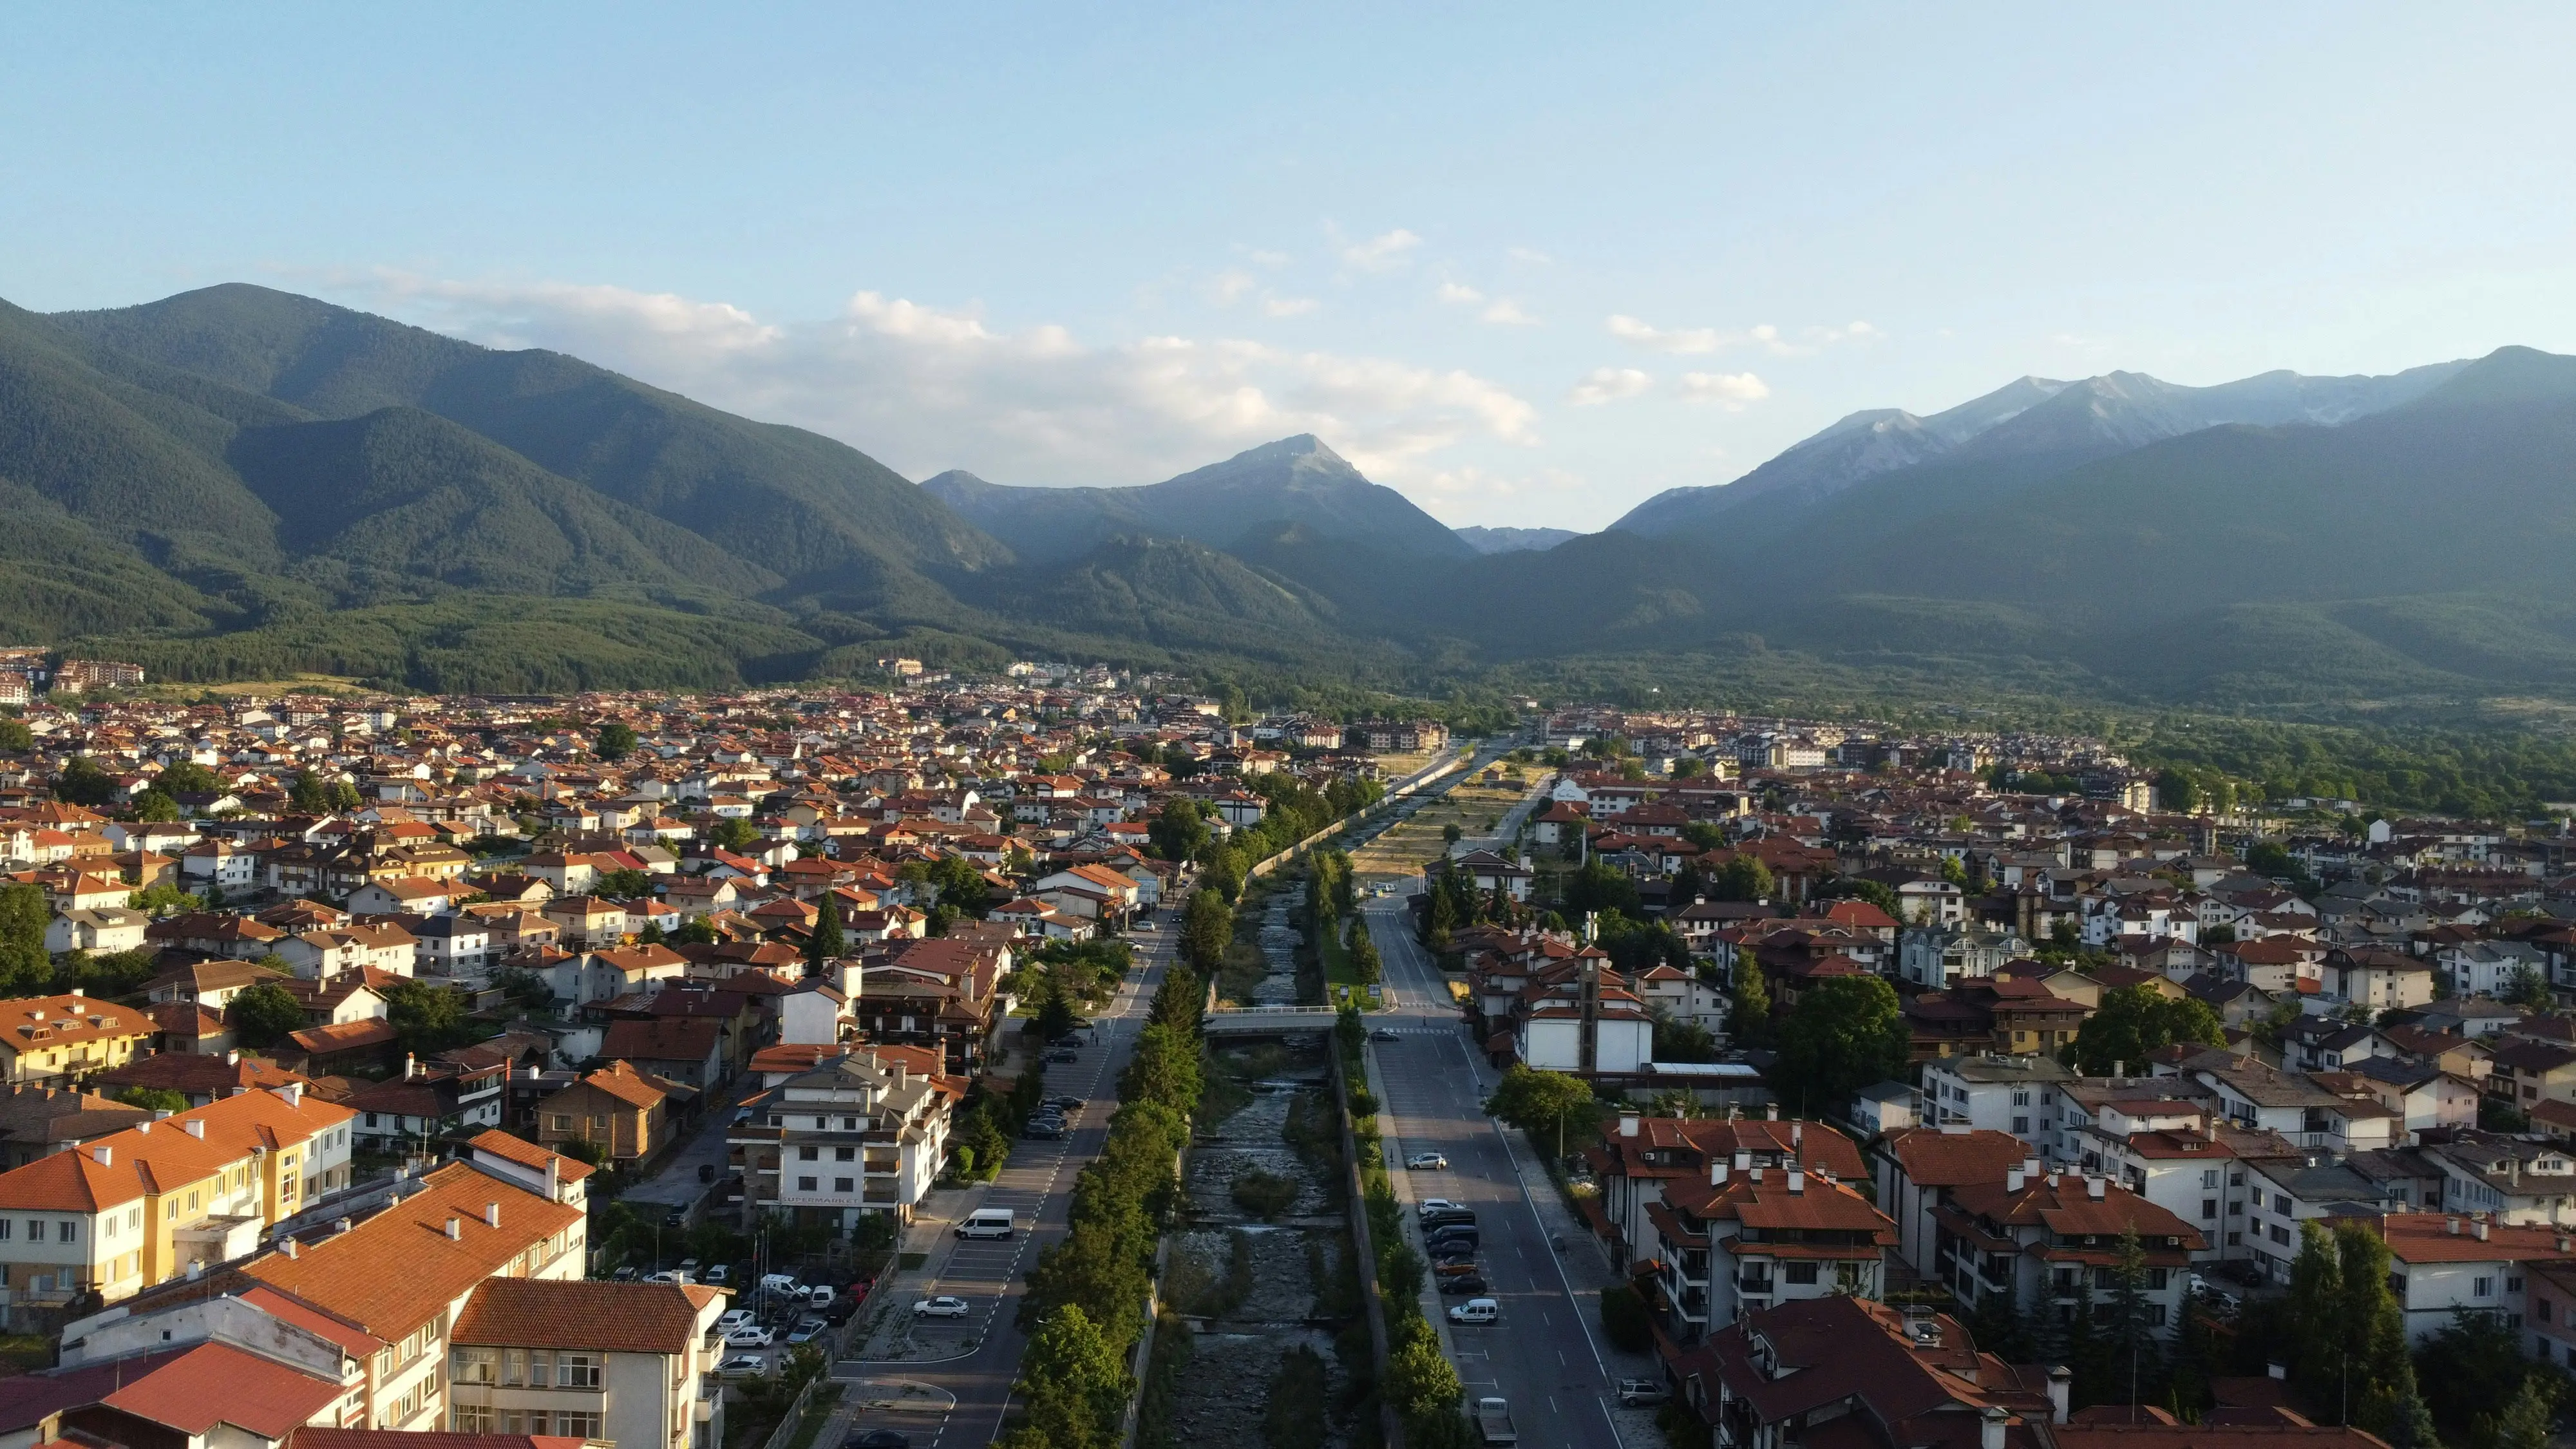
(1601, 1282, 1653, 1352)
(1231, 1168, 1302, 1219)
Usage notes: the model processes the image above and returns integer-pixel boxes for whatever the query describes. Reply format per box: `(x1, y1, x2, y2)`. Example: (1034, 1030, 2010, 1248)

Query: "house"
(0, 1084, 147, 1170)
(1642, 1157, 1895, 1346)
(535, 1062, 680, 1164)
(598, 1017, 728, 1092)
(1931, 1170, 2206, 1329)
(1671, 1295, 2065, 1449)
(1586, 1114, 1866, 1271)
(0, 1081, 354, 1326)
(728, 1049, 956, 1228)
(446, 1278, 727, 1448)
(2371, 1210, 2576, 1344)
(0, 996, 155, 1086)
(0, 1338, 348, 1449)
(1870, 1127, 2032, 1284)
(345, 877, 457, 916)
(1917, 1056, 2076, 1155)
(343, 1055, 509, 1154)
(91, 1050, 308, 1108)
(43, 908, 149, 955)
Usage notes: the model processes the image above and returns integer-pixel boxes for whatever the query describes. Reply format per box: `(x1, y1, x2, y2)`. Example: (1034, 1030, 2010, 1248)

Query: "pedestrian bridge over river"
(1200, 1005, 1342, 1035)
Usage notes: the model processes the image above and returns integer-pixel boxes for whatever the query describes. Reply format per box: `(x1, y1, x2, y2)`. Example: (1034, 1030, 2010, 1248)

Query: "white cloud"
(1437, 281, 1486, 305)
(1506, 246, 1554, 265)
(1340, 227, 1423, 272)
(1482, 298, 1538, 326)
(1244, 248, 1291, 268)
(1206, 269, 1258, 306)
(346, 269, 1537, 488)
(1262, 295, 1318, 317)
(1609, 314, 1882, 356)
(1567, 366, 1653, 406)
(1607, 313, 1721, 354)
(1676, 371, 1770, 408)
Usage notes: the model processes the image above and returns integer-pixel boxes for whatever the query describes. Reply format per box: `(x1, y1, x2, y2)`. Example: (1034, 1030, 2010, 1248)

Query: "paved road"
(837, 916, 1179, 1448)
(1363, 890, 1638, 1449)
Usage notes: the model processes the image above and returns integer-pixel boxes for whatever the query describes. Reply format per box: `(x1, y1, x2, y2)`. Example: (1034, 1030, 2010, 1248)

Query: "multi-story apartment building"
(730, 1050, 954, 1229)
(1644, 1158, 1895, 1347)
(448, 1278, 726, 1449)
(1931, 1170, 2206, 1330)
(1918, 1056, 2075, 1157)
(0, 1080, 355, 1325)
(1588, 1113, 1867, 1274)
(0, 994, 155, 1085)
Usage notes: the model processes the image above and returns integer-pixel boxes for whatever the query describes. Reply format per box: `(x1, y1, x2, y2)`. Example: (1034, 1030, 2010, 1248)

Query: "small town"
(0, 671, 2561, 1449)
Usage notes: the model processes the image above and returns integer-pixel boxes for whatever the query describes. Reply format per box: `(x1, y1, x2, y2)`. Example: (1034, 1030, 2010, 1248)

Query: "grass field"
(1347, 772, 1536, 886)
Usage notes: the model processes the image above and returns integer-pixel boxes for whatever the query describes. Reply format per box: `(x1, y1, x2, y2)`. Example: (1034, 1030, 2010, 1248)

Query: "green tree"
(2070, 985, 2225, 1075)
(1007, 1303, 1129, 1449)
(1600, 1282, 1653, 1352)
(382, 978, 475, 1054)
(1816, 876, 1904, 918)
(1771, 974, 1909, 1117)
(805, 893, 844, 976)
(2488, 1377, 2555, 1449)
(1180, 889, 1231, 974)
(228, 981, 308, 1048)
(1729, 947, 1773, 1047)
(1562, 857, 1641, 918)
(55, 755, 114, 806)
(113, 1084, 189, 1114)
(2506, 964, 2553, 1012)
(0, 718, 31, 752)
(1148, 799, 1209, 862)
(1385, 1316, 1465, 1435)
(127, 789, 180, 822)
(596, 721, 638, 761)
(289, 768, 331, 815)
(1483, 1065, 1595, 1162)
(709, 816, 761, 851)
(1713, 855, 1774, 903)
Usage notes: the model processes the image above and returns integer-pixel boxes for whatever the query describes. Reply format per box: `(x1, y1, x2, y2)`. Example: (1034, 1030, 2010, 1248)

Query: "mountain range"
(7, 280, 2576, 710)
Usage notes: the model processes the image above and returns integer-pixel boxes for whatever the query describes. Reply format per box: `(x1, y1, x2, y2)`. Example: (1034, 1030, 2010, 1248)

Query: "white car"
(717, 1356, 768, 1379)
(723, 1325, 775, 1348)
(913, 1295, 971, 1319)
(1416, 1198, 1463, 1217)
(1406, 1153, 1449, 1170)
(715, 1309, 755, 1334)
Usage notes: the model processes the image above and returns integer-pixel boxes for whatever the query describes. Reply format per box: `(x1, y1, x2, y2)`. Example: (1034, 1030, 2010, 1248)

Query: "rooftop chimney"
(225, 1050, 239, 1067)
(2048, 1366, 2074, 1423)
(1982, 1406, 2009, 1449)
(90, 1145, 111, 1166)
(1786, 1169, 1806, 1195)
(335, 1218, 352, 1235)
(182, 1119, 204, 1139)
(2007, 1168, 2026, 1192)
(2087, 1175, 2107, 1200)
(1619, 1113, 1640, 1138)
(151, 1109, 172, 1122)
(1766, 1103, 1779, 1121)
(1712, 1161, 1730, 1186)
(279, 1082, 303, 1107)
(1792, 1122, 1804, 1148)
(2476, 1220, 2490, 1241)
(2448, 1217, 2462, 1235)
(1734, 1150, 1752, 1172)
(186, 1260, 203, 1280)
(445, 1216, 462, 1240)
(281, 1238, 299, 1259)
(484, 1201, 501, 1229)
(2021, 1157, 2040, 1177)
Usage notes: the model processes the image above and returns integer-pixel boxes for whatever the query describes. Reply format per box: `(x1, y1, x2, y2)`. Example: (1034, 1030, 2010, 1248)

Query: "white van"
(956, 1208, 1016, 1239)
(1447, 1297, 1500, 1325)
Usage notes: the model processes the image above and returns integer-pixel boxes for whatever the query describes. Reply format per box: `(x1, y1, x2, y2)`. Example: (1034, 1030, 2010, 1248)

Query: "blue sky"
(6, 4, 2573, 528)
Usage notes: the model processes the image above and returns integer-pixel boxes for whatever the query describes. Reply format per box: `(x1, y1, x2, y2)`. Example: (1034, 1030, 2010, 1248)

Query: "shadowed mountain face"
(16, 276, 2576, 708)
(923, 434, 1475, 565)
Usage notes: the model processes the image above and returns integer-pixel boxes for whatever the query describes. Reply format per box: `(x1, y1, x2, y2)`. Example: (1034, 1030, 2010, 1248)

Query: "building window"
(2476, 1277, 2495, 1298)
(798, 1176, 818, 1191)
(1785, 1263, 1819, 1285)
(556, 1351, 600, 1388)
(835, 1177, 855, 1193)
(452, 1347, 498, 1383)
(554, 1411, 603, 1437)
(799, 1146, 819, 1161)
(835, 1147, 856, 1162)
(451, 1405, 495, 1433)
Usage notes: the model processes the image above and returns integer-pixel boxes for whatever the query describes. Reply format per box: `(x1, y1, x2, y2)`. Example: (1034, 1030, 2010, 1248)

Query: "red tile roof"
(452, 1278, 718, 1353)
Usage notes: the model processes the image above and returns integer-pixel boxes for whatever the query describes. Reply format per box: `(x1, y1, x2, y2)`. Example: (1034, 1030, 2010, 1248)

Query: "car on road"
(1045, 1095, 1084, 1110)
(1437, 1274, 1490, 1295)
(1421, 1208, 1477, 1229)
(1618, 1378, 1670, 1407)
(1474, 1396, 1518, 1444)
(1023, 1119, 1065, 1139)
(717, 1356, 769, 1379)
(1448, 1297, 1500, 1325)
(913, 1296, 971, 1318)
(844, 1433, 912, 1449)
(1370, 1027, 1401, 1040)
(1045, 1048, 1079, 1063)
(1405, 1151, 1448, 1170)
(786, 1317, 828, 1344)
(1430, 1258, 1480, 1278)
(1423, 1228, 1479, 1254)
(1417, 1198, 1463, 1216)
(723, 1326, 775, 1347)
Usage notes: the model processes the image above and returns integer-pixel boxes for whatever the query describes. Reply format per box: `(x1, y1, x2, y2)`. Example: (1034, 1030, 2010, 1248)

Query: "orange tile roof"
(244, 1161, 583, 1337)
(453, 1278, 717, 1353)
(1879, 1128, 2032, 1187)
(0, 1083, 352, 1213)
(466, 1128, 594, 1182)
(0, 994, 154, 1054)
(101, 1339, 344, 1437)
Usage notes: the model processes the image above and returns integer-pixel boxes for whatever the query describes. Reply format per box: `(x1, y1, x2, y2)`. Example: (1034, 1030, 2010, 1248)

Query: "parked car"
(699, 1162, 717, 1184)
(723, 1326, 775, 1348)
(786, 1317, 828, 1344)
(678, 1258, 700, 1276)
(1417, 1199, 1463, 1217)
(645, 1270, 688, 1285)
(715, 1309, 755, 1334)
(1421, 1209, 1477, 1231)
(823, 1296, 860, 1325)
(1045, 1095, 1084, 1111)
(717, 1356, 769, 1379)
(802, 1285, 836, 1308)
(1023, 1119, 1065, 1140)
(1406, 1152, 1449, 1170)
(914, 1296, 971, 1318)
(704, 1264, 731, 1285)
(1046, 1048, 1079, 1063)
(612, 1266, 639, 1281)
(1438, 1274, 1491, 1295)
(1618, 1379, 1670, 1408)
(1431, 1259, 1481, 1278)
(1448, 1298, 1501, 1325)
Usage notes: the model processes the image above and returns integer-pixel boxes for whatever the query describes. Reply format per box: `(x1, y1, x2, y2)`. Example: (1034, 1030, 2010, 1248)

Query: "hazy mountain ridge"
(1455, 526, 1582, 554)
